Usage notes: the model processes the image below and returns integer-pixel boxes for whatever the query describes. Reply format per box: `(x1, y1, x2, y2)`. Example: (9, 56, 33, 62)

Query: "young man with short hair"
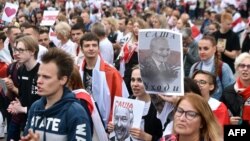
(79, 33, 129, 128)
(21, 23, 48, 62)
(22, 48, 92, 141)
(71, 23, 85, 65)
(7, 35, 40, 141)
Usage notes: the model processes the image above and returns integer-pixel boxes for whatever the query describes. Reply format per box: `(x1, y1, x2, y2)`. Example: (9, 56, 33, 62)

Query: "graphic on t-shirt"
(85, 72, 92, 94)
(31, 78, 38, 95)
(217, 38, 227, 50)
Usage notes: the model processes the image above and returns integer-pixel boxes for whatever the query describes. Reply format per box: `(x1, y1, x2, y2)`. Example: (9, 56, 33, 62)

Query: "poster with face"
(109, 96, 145, 141)
(138, 29, 184, 96)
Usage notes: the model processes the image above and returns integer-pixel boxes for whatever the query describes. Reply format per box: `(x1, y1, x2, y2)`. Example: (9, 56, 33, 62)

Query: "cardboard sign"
(138, 29, 184, 96)
(109, 96, 145, 141)
(2, 2, 18, 22)
(40, 10, 59, 26)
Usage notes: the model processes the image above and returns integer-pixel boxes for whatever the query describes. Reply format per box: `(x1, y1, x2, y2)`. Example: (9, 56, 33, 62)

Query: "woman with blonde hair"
(151, 14, 167, 29)
(221, 53, 250, 125)
(102, 17, 119, 43)
(163, 93, 223, 141)
(54, 21, 77, 58)
(119, 17, 147, 94)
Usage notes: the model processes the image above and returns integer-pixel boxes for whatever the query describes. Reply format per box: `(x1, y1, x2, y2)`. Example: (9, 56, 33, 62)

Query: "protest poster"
(138, 29, 184, 96)
(109, 96, 145, 141)
(2, 2, 18, 23)
(40, 10, 59, 26)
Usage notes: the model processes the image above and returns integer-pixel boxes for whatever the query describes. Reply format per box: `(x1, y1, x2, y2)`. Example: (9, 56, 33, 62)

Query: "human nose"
(179, 112, 187, 120)
(132, 80, 139, 86)
(37, 76, 42, 84)
(117, 118, 121, 127)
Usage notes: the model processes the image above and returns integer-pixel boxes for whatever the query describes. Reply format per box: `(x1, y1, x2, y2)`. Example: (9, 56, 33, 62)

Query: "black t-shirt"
(108, 32, 118, 43)
(213, 30, 240, 73)
(83, 66, 93, 94)
(241, 33, 250, 53)
(18, 63, 40, 109)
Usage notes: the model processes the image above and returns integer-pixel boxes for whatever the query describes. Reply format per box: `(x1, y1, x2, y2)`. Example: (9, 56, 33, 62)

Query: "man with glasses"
(6, 35, 40, 141)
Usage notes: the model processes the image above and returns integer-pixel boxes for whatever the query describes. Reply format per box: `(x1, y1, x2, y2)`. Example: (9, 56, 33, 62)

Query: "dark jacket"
(220, 83, 244, 117)
(142, 102, 163, 141)
(130, 96, 163, 141)
(24, 87, 92, 141)
(220, 83, 249, 125)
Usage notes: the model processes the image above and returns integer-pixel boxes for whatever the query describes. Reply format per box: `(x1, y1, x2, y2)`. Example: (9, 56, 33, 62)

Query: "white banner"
(40, 10, 59, 26)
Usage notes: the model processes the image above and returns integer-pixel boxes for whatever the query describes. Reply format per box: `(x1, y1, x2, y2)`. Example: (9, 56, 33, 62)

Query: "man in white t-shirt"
(91, 22, 114, 65)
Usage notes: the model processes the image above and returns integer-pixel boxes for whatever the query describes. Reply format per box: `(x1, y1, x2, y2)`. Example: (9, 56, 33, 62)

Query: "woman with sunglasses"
(192, 70, 230, 125)
(221, 53, 250, 125)
(163, 93, 223, 141)
(189, 35, 235, 100)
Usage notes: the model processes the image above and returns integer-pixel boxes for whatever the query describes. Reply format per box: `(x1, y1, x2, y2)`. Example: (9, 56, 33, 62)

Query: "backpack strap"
(7, 62, 16, 76)
(217, 60, 223, 87)
(76, 92, 94, 114)
(193, 62, 201, 75)
(78, 99, 94, 136)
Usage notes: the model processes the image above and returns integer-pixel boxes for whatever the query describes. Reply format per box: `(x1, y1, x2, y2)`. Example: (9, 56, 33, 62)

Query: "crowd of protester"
(0, 0, 249, 141)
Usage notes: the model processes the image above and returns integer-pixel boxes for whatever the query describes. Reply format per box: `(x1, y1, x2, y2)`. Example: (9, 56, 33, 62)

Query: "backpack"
(193, 60, 223, 82)
(75, 92, 94, 136)
(74, 89, 107, 138)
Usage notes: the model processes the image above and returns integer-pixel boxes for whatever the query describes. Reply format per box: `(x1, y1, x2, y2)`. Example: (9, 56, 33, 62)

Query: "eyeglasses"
(193, 80, 208, 86)
(13, 48, 28, 53)
(238, 63, 250, 69)
(175, 107, 199, 120)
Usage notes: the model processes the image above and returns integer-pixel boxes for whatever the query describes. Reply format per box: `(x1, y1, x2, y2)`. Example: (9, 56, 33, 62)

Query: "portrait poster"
(138, 29, 184, 96)
(217, 38, 226, 51)
(40, 10, 59, 26)
(2, 2, 18, 23)
(109, 96, 145, 141)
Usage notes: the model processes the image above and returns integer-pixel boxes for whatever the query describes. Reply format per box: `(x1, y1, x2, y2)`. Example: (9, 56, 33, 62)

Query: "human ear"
(60, 76, 68, 85)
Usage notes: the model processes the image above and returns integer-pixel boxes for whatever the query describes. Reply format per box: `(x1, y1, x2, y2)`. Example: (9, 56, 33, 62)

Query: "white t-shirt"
(37, 45, 48, 63)
(99, 38, 114, 65)
(57, 39, 77, 57)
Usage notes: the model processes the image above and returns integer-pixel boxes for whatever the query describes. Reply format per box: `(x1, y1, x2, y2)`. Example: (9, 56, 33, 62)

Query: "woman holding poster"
(108, 65, 162, 141)
(121, 18, 147, 95)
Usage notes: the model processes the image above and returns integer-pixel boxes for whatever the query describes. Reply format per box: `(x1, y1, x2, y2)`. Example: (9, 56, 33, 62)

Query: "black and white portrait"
(109, 97, 145, 141)
(138, 29, 184, 95)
